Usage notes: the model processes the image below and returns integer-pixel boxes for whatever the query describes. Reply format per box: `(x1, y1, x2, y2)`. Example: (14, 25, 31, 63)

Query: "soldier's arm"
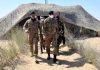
(38, 21, 43, 41)
(38, 21, 42, 35)
(23, 20, 29, 33)
(43, 18, 48, 32)
(23, 20, 28, 30)
(61, 21, 64, 31)
(60, 21, 65, 35)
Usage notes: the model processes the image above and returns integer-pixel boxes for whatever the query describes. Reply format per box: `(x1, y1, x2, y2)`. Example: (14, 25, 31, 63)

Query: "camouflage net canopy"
(0, 3, 100, 38)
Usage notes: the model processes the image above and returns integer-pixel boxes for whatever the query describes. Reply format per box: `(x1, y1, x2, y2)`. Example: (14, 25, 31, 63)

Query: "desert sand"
(14, 46, 98, 70)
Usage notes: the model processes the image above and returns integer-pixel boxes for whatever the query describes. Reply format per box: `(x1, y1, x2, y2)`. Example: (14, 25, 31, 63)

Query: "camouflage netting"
(0, 3, 100, 39)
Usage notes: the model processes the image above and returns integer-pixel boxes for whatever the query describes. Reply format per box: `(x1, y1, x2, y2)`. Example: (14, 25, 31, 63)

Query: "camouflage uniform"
(23, 18, 41, 57)
(54, 12, 65, 46)
(44, 16, 59, 57)
(57, 20, 65, 45)
(39, 17, 45, 53)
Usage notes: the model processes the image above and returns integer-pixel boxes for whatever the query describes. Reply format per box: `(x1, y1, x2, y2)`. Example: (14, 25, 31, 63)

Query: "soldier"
(44, 11, 59, 63)
(55, 12, 65, 45)
(54, 12, 65, 55)
(23, 11, 41, 64)
(39, 16, 45, 53)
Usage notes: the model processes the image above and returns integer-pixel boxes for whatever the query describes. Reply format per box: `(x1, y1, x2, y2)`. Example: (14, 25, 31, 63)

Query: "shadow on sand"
(37, 49, 86, 68)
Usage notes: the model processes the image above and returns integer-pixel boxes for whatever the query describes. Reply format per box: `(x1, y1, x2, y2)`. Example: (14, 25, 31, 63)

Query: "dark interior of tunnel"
(18, 16, 49, 27)
(18, 17, 30, 27)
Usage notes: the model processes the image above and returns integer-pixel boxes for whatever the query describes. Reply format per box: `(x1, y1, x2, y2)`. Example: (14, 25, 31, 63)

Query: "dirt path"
(14, 46, 98, 70)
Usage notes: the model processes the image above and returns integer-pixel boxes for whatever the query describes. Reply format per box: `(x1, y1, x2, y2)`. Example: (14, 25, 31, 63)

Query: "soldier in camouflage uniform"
(39, 16, 45, 53)
(55, 12, 65, 44)
(54, 12, 65, 54)
(44, 11, 59, 63)
(23, 11, 41, 64)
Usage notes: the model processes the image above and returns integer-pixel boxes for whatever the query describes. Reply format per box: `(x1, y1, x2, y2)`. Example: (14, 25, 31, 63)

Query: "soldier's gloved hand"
(25, 29, 29, 33)
(23, 27, 25, 30)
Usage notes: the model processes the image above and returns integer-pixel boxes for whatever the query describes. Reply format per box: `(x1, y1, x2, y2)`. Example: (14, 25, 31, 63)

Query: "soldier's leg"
(42, 39, 45, 50)
(62, 35, 65, 45)
(52, 36, 59, 63)
(34, 36, 39, 64)
(57, 39, 60, 54)
(57, 36, 62, 53)
(40, 35, 44, 53)
(45, 37, 51, 60)
(28, 34, 34, 57)
(53, 46, 59, 63)
(41, 39, 46, 53)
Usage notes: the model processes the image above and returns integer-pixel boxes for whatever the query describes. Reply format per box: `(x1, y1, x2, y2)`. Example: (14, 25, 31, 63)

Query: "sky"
(0, 0, 100, 20)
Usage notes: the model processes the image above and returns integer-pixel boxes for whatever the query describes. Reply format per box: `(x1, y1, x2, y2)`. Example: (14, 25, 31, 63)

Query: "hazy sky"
(0, 0, 100, 20)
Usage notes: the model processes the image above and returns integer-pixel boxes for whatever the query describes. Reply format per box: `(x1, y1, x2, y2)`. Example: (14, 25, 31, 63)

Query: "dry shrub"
(0, 41, 19, 70)
(0, 27, 28, 69)
(10, 27, 28, 53)
(76, 39, 100, 69)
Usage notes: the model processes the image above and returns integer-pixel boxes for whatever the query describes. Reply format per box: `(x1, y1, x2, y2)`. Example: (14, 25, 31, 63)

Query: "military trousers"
(28, 32, 39, 56)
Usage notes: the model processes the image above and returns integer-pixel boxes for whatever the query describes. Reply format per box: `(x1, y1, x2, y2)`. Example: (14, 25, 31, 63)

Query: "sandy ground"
(14, 46, 98, 70)
(0, 38, 99, 70)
